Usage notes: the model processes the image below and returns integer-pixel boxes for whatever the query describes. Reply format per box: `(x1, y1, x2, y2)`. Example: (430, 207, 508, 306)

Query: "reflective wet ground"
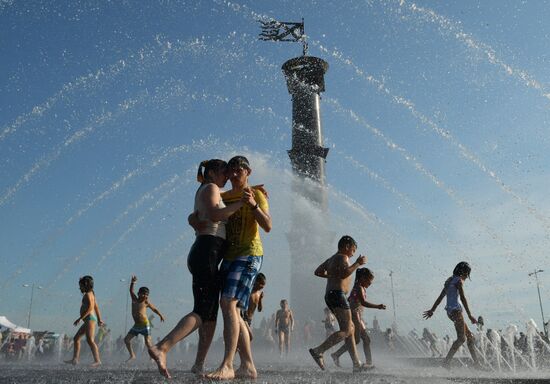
(1, 361, 549, 384)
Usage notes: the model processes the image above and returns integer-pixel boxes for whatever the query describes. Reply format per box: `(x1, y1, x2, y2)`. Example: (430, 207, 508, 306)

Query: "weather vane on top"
(258, 18, 308, 56)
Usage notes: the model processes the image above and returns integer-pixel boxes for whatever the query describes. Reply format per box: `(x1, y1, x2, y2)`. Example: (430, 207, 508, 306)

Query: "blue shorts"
(128, 324, 151, 337)
(221, 255, 262, 310)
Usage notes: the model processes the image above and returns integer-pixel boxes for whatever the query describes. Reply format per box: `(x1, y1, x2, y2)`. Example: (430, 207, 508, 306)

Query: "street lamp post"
(389, 270, 397, 325)
(120, 278, 129, 333)
(528, 269, 547, 338)
(22, 283, 43, 329)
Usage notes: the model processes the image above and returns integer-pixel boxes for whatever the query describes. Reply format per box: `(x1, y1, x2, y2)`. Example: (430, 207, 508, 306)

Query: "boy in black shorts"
(308, 236, 366, 372)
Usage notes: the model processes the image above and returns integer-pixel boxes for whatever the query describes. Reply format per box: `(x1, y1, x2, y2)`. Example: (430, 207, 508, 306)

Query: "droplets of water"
(392, 0, 550, 101)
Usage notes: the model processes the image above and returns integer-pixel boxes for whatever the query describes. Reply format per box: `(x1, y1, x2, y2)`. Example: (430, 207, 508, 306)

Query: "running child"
(124, 275, 165, 361)
(64, 275, 103, 366)
(309, 235, 367, 372)
(242, 273, 266, 340)
(423, 261, 480, 369)
(274, 299, 294, 357)
(330, 268, 386, 368)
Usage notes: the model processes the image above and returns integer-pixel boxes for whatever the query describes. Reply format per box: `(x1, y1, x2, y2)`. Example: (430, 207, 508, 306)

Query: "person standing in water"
(330, 268, 386, 368)
(206, 155, 271, 380)
(275, 299, 294, 357)
(124, 275, 165, 362)
(423, 261, 480, 370)
(309, 235, 367, 372)
(148, 159, 244, 379)
(64, 275, 103, 367)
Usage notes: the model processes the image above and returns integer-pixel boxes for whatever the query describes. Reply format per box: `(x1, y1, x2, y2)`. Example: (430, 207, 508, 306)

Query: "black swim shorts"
(324, 290, 351, 312)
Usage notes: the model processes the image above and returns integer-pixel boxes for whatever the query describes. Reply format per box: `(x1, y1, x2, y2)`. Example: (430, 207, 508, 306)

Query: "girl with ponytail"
(148, 159, 244, 379)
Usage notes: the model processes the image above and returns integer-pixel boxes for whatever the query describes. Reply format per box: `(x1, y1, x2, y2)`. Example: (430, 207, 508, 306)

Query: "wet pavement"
(1, 363, 549, 384)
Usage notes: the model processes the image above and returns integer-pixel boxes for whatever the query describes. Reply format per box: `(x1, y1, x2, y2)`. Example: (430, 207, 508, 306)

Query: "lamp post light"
(120, 278, 129, 333)
(22, 283, 43, 329)
(528, 269, 547, 338)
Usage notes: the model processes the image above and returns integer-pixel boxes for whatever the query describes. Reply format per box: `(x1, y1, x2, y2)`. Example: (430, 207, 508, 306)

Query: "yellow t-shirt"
(222, 188, 269, 261)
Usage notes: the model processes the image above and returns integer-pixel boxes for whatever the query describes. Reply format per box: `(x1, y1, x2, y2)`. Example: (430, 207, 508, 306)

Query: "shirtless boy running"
(275, 299, 294, 356)
(242, 273, 266, 340)
(309, 235, 367, 372)
(124, 275, 165, 361)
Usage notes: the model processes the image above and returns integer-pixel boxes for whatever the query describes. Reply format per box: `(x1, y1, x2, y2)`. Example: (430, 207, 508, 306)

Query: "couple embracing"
(148, 155, 271, 380)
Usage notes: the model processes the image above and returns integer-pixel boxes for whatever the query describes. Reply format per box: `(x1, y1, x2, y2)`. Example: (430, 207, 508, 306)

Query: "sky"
(1, 0, 550, 340)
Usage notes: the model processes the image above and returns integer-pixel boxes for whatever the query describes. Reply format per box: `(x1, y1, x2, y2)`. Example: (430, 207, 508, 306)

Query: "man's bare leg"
(191, 320, 216, 374)
(124, 333, 136, 362)
(206, 298, 240, 380)
(85, 322, 101, 366)
(64, 325, 85, 365)
(311, 308, 360, 369)
(235, 317, 257, 379)
(284, 330, 291, 355)
(149, 312, 202, 379)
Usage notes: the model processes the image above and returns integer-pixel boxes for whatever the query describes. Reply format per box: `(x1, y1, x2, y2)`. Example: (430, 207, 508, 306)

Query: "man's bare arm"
(258, 292, 264, 312)
(129, 275, 138, 302)
(458, 281, 476, 324)
(314, 258, 330, 278)
(423, 288, 446, 319)
(148, 302, 165, 322)
(336, 255, 367, 279)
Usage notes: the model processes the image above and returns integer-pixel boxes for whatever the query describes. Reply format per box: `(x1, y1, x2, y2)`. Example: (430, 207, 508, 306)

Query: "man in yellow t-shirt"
(206, 156, 272, 381)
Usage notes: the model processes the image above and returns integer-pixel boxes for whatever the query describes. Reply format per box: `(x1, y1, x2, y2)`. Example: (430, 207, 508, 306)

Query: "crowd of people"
(3, 155, 550, 379)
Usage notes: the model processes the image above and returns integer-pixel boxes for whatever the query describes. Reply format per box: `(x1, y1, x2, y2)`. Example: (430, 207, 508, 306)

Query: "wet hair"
(355, 267, 374, 282)
(138, 287, 150, 296)
(255, 273, 266, 285)
(280, 299, 288, 306)
(453, 261, 471, 279)
(196, 159, 227, 184)
(79, 275, 94, 292)
(227, 155, 250, 170)
(337, 235, 357, 251)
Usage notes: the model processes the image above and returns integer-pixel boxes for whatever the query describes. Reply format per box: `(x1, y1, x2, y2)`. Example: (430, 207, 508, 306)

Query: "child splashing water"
(423, 262, 481, 370)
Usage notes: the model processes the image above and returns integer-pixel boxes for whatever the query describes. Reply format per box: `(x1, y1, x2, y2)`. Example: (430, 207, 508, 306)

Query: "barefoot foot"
(309, 348, 325, 371)
(235, 364, 257, 379)
(125, 356, 136, 363)
(205, 365, 235, 380)
(191, 363, 204, 375)
(331, 352, 340, 368)
(64, 359, 78, 365)
(148, 345, 171, 379)
(90, 361, 102, 368)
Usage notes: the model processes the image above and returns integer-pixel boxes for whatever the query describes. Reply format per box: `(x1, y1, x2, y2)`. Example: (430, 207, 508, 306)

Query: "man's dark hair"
(227, 155, 250, 170)
(138, 287, 150, 295)
(255, 273, 266, 284)
(337, 235, 357, 250)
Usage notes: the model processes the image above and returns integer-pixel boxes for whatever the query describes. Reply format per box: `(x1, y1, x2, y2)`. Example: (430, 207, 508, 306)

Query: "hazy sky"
(1, 0, 550, 339)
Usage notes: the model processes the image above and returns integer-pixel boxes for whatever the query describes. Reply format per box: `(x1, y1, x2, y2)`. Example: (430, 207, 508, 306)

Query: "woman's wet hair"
(355, 267, 374, 282)
(337, 235, 357, 250)
(197, 159, 227, 183)
(79, 275, 94, 292)
(453, 261, 471, 279)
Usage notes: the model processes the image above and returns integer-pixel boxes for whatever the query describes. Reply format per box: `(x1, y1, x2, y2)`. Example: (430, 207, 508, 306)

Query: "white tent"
(0, 315, 31, 334)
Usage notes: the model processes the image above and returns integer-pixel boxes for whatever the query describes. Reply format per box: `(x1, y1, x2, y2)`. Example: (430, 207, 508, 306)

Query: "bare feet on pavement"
(148, 345, 171, 379)
(205, 365, 235, 380)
